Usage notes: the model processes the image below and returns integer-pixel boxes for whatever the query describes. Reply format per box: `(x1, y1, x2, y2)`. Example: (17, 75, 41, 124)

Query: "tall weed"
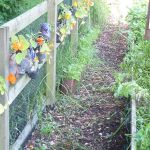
(90, 0, 109, 28)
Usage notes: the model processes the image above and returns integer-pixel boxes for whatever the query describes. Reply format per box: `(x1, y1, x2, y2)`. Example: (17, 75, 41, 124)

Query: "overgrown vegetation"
(90, 0, 109, 28)
(113, 1, 150, 149)
(27, 0, 109, 149)
(56, 0, 109, 88)
(0, 0, 42, 25)
(56, 27, 99, 86)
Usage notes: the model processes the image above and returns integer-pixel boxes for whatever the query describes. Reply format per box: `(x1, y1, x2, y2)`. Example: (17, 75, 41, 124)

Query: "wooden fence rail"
(131, 98, 137, 150)
(0, 26, 10, 150)
(0, 0, 75, 149)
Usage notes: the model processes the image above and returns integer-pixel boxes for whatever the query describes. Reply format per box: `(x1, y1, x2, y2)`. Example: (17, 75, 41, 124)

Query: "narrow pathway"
(25, 24, 129, 150)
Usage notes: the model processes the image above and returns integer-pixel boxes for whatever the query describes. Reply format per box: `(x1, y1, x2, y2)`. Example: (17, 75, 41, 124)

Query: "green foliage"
(63, 29, 99, 81)
(56, 37, 72, 84)
(56, 0, 108, 86)
(117, 1, 150, 92)
(113, 1, 150, 149)
(63, 62, 84, 81)
(40, 121, 56, 136)
(75, 7, 87, 18)
(136, 93, 150, 150)
(90, 0, 109, 28)
(11, 35, 29, 64)
(126, 1, 147, 44)
(122, 41, 150, 90)
(114, 81, 148, 99)
(0, 0, 42, 25)
(0, 76, 6, 95)
(136, 123, 150, 150)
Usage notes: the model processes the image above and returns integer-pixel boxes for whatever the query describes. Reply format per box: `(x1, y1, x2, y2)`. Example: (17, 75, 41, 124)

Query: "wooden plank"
(56, 0, 64, 5)
(2, 1, 48, 37)
(131, 97, 137, 150)
(0, 27, 10, 150)
(9, 75, 31, 105)
(8, 62, 46, 105)
(11, 113, 38, 150)
(46, 0, 57, 106)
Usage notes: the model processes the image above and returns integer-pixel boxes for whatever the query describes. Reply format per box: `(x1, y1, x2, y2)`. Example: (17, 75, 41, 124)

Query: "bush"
(113, 1, 150, 149)
(0, 0, 41, 25)
(56, 28, 99, 85)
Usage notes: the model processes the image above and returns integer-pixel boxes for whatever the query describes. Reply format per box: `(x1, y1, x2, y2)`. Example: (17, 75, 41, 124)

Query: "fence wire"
(64, 0, 72, 5)
(9, 14, 47, 146)
(9, 0, 73, 146)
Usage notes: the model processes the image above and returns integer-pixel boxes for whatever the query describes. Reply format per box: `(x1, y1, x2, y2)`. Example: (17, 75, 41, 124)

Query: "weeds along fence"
(0, 0, 78, 149)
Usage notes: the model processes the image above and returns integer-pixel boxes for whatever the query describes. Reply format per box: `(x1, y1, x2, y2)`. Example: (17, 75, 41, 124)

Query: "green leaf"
(41, 43, 50, 52)
(60, 27, 67, 35)
(30, 39, 37, 48)
(75, 11, 82, 18)
(15, 50, 27, 64)
(75, 8, 87, 18)
(18, 35, 30, 51)
(11, 35, 19, 43)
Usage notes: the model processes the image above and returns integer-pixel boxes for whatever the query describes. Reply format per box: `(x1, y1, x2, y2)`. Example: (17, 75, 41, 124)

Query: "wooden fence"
(0, 0, 78, 149)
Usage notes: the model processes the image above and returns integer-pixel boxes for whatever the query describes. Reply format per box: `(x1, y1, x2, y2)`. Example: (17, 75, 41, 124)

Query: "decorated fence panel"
(0, 0, 57, 149)
(0, 0, 94, 149)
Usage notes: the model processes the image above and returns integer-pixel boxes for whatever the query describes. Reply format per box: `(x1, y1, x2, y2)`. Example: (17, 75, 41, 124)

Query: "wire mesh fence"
(9, 64, 47, 145)
(9, 14, 47, 146)
(64, 0, 72, 5)
(9, 0, 74, 146)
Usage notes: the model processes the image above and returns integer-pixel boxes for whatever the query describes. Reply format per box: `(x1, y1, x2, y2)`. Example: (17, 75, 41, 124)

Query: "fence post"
(131, 96, 137, 150)
(0, 27, 10, 150)
(46, 0, 57, 106)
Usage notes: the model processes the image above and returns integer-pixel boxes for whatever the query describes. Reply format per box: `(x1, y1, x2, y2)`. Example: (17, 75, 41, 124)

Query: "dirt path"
(25, 24, 129, 150)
